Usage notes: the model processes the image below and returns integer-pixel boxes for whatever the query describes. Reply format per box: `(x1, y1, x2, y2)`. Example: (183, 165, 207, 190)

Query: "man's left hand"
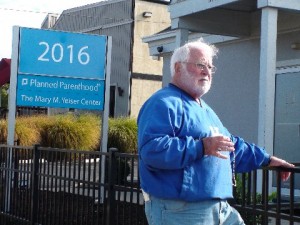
(269, 156, 295, 181)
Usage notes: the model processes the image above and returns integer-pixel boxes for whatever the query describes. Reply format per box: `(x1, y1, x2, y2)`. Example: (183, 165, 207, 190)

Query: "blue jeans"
(144, 195, 245, 225)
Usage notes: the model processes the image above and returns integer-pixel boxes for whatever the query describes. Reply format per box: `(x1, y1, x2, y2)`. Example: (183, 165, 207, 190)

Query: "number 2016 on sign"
(18, 28, 107, 80)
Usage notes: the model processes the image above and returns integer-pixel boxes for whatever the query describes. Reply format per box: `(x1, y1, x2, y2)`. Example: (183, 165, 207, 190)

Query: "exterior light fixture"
(118, 87, 124, 96)
(291, 43, 300, 50)
(143, 12, 152, 18)
(157, 46, 163, 53)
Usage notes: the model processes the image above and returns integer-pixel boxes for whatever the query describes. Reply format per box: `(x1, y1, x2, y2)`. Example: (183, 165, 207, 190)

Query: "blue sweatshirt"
(138, 84, 270, 201)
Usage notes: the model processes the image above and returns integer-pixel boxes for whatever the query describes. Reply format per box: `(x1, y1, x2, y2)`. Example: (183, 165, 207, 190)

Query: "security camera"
(157, 46, 163, 53)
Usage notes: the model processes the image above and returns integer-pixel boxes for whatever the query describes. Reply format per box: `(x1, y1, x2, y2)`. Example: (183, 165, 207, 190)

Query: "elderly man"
(137, 39, 294, 225)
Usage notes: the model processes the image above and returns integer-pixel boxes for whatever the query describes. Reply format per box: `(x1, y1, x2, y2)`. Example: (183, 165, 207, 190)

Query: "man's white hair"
(170, 38, 218, 77)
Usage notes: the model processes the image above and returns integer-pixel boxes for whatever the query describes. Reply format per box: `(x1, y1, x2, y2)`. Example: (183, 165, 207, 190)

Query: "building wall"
(130, 0, 170, 118)
(158, 30, 300, 144)
(201, 31, 300, 144)
(48, 0, 170, 118)
(205, 39, 261, 143)
(93, 23, 133, 117)
(41, 13, 59, 29)
(50, 0, 134, 117)
(132, 1, 170, 74)
(131, 78, 162, 118)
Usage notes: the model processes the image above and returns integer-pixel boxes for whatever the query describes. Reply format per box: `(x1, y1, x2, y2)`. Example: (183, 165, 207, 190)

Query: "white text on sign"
(38, 42, 90, 65)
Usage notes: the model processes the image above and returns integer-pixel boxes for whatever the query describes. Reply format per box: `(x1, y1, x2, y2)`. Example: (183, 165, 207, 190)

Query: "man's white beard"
(180, 69, 211, 98)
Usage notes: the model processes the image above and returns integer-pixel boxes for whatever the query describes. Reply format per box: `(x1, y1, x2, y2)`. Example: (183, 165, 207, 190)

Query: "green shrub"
(0, 116, 42, 145)
(76, 113, 101, 150)
(40, 114, 100, 150)
(0, 119, 7, 143)
(0, 84, 9, 109)
(107, 117, 137, 154)
(0, 114, 138, 154)
(15, 116, 43, 146)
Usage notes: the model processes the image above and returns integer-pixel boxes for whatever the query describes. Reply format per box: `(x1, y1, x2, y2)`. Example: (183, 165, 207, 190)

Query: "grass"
(40, 114, 100, 150)
(0, 114, 138, 153)
(108, 117, 138, 154)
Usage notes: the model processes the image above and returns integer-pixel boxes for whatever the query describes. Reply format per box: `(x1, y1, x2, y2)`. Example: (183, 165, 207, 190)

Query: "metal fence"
(0, 144, 300, 225)
(0, 106, 47, 119)
(231, 165, 300, 225)
(0, 145, 146, 225)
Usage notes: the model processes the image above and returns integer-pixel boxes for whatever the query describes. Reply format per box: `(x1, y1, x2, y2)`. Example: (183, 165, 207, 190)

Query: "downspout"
(128, 0, 135, 116)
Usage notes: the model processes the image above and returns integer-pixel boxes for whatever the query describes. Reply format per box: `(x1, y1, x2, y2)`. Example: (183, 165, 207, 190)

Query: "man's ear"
(175, 62, 181, 73)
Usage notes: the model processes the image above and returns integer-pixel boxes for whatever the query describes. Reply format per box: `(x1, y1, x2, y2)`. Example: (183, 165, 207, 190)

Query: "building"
(41, 0, 170, 118)
(143, 0, 300, 187)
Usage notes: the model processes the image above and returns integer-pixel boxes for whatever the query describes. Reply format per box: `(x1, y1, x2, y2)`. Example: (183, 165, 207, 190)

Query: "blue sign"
(17, 75, 105, 110)
(16, 27, 108, 110)
(18, 28, 106, 79)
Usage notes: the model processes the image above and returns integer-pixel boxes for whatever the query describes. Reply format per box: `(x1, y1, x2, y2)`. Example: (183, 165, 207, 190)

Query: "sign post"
(5, 26, 20, 212)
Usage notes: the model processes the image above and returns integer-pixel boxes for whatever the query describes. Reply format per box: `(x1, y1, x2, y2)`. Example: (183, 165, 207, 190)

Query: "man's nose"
(201, 67, 210, 75)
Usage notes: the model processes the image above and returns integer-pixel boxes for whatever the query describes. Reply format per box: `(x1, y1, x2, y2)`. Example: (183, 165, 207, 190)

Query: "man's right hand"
(202, 136, 235, 159)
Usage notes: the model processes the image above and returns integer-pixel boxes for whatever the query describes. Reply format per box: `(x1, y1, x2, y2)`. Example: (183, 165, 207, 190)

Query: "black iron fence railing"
(0, 145, 146, 225)
(231, 165, 300, 225)
(0, 106, 47, 119)
(0, 144, 300, 225)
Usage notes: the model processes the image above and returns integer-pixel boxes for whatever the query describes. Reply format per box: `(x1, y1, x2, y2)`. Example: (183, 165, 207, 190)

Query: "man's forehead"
(189, 48, 212, 59)
(188, 49, 212, 64)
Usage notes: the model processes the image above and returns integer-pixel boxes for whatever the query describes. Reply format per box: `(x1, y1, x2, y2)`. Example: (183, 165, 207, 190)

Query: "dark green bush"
(0, 115, 44, 145)
(107, 117, 137, 154)
(39, 114, 100, 150)
(0, 114, 138, 154)
(0, 84, 9, 109)
(0, 119, 7, 143)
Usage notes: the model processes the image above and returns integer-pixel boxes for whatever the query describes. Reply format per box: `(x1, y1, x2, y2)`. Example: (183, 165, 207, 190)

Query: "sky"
(0, 0, 104, 59)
